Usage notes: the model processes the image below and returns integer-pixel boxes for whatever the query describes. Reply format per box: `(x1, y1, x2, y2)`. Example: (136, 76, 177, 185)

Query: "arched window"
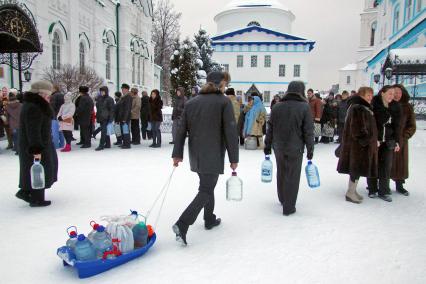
(79, 42, 85, 72)
(52, 31, 61, 70)
(106, 46, 111, 80)
(370, 21, 377, 46)
(417, 0, 423, 12)
(137, 57, 141, 85)
(405, 0, 413, 22)
(393, 5, 400, 34)
(247, 21, 261, 27)
(132, 54, 136, 83)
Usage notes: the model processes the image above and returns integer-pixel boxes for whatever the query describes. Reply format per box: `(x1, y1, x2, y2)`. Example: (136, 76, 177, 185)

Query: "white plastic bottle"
(31, 159, 45, 189)
(305, 160, 320, 188)
(261, 155, 273, 183)
(226, 172, 243, 201)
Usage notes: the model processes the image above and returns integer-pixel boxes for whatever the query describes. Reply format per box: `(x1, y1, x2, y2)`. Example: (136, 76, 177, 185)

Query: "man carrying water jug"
(172, 71, 239, 246)
(264, 81, 315, 216)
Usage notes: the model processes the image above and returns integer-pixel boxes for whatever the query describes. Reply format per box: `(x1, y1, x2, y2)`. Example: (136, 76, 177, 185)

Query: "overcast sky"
(171, 0, 364, 91)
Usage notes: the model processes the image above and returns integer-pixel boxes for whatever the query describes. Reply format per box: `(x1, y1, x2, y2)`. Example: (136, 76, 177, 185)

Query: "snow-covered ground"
(1, 124, 426, 284)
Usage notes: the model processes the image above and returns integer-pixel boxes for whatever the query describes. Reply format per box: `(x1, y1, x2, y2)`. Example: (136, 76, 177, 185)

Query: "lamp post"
(23, 70, 32, 82)
(385, 67, 393, 84)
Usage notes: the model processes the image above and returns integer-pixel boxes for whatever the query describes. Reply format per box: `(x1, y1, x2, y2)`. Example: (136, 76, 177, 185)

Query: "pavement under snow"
(1, 123, 425, 284)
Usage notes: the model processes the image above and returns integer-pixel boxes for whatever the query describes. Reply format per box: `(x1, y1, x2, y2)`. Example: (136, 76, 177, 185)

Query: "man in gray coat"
(172, 71, 239, 246)
(264, 81, 315, 216)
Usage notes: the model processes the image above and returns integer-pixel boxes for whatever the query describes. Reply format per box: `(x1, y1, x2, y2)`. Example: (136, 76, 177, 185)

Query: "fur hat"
(225, 88, 235, 96)
(206, 71, 231, 88)
(29, 80, 53, 95)
(121, 83, 130, 90)
(79, 86, 89, 93)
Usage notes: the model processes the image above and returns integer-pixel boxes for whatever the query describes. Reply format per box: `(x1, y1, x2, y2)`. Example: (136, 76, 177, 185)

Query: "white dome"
(215, 0, 295, 35)
(225, 0, 290, 12)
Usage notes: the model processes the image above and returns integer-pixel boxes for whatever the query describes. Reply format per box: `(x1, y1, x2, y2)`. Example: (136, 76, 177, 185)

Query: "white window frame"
(237, 55, 244, 68)
(52, 31, 61, 70)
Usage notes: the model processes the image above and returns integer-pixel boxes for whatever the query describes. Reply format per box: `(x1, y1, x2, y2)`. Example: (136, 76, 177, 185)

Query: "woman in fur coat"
(16, 81, 58, 207)
(337, 87, 378, 204)
(390, 84, 416, 196)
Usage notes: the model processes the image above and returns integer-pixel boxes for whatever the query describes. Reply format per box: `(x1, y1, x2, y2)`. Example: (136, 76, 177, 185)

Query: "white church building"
(211, 0, 315, 105)
(0, 0, 161, 93)
(339, 0, 425, 97)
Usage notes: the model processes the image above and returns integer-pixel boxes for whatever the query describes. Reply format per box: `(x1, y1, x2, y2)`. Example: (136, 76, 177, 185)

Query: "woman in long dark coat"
(391, 84, 416, 196)
(367, 85, 401, 202)
(337, 87, 378, 204)
(16, 81, 58, 207)
(149, 89, 163, 148)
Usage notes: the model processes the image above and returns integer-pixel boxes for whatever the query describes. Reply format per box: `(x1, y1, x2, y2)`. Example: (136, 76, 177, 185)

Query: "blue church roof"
(212, 25, 309, 41)
(212, 26, 315, 51)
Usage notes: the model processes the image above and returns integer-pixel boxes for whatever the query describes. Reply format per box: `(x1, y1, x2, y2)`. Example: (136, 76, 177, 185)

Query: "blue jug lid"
(308, 160, 312, 165)
(265, 156, 270, 160)
(97, 225, 105, 232)
(77, 234, 86, 241)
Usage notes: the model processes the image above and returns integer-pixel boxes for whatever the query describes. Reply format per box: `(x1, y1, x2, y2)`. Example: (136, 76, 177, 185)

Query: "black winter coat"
(372, 95, 401, 145)
(172, 95, 187, 120)
(140, 95, 151, 122)
(74, 94, 94, 126)
(19, 92, 58, 190)
(337, 98, 349, 124)
(50, 91, 65, 117)
(96, 95, 115, 123)
(337, 95, 378, 178)
(172, 85, 239, 174)
(265, 93, 314, 155)
(116, 94, 132, 122)
(149, 96, 163, 122)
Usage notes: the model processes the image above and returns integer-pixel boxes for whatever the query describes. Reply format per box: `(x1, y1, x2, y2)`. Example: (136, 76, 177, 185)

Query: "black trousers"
(131, 119, 141, 143)
(141, 120, 151, 140)
(80, 125, 91, 147)
(367, 143, 394, 195)
(99, 121, 111, 148)
(151, 121, 162, 145)
(337, 123, 345, 142)
(121, 122, 131, 147)
(275, 151, 303, 213)
(178, 173, 219, 228)
(62, 130, 73, 145)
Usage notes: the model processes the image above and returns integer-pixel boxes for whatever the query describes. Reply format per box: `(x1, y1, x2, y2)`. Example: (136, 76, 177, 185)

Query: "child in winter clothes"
(57, 92, 76, 152)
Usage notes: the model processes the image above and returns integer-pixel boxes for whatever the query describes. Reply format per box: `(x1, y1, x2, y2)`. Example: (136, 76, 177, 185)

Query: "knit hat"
(29, 80, 53, 95)
(225, 88, 235, 96)
(9, 88, 18, 96)
(206, 71, 231, 88)
(286, 81, 306, 97)
(121, 83, 130, 90)
(8, 92, 17, 101)
(79, 86, 89, 93)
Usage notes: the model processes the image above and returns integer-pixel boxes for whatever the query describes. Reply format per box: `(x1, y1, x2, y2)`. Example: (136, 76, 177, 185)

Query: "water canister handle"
(66, 226, 78, 237)
(89, 220, 99, 230)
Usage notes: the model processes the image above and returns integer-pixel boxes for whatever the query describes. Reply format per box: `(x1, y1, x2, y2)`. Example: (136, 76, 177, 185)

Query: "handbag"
(107, 123, 114, 136)
(114, 123, 122, 137)
(314, 123, 321, 137)
(322, 123, 334, 137)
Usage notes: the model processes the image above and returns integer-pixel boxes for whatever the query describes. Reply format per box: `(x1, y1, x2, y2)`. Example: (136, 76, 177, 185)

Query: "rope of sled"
(145, 166, 176, 230)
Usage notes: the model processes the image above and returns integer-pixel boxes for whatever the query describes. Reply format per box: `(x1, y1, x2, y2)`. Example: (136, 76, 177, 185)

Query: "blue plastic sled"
(57, 233, 156, 279)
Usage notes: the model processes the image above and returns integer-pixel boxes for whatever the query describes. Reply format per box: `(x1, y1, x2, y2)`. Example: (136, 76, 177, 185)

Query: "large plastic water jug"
(114, 123, 122, 137)
(88, 221, 100, 242)
(91, 225, 113, 258)
(305, 160, 320, 188)
(66, 226, 78, 251)
(74, 234, 97, 261)
(226, 172, 243, 201)
(132, 222, 149, 248)
(261, 156, 273, 183)
(122, 123, 130, 135)
(244, 136, 257, 150)
(30, 159, 45, 189)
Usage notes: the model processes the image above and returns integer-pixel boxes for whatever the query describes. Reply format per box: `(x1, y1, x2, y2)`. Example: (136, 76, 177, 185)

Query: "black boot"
(205, 218, 221, 230)
(29, 189, 51, 207)
(15, 189, 31, 203)
(396, 180, 409, 196)
(172, 221, 188, 246)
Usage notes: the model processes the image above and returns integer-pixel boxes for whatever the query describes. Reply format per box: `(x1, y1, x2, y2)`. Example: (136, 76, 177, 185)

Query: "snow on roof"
(340, 63, 358, 71)
(389, 47, 426, 65)
(223, 0, 290, 12)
